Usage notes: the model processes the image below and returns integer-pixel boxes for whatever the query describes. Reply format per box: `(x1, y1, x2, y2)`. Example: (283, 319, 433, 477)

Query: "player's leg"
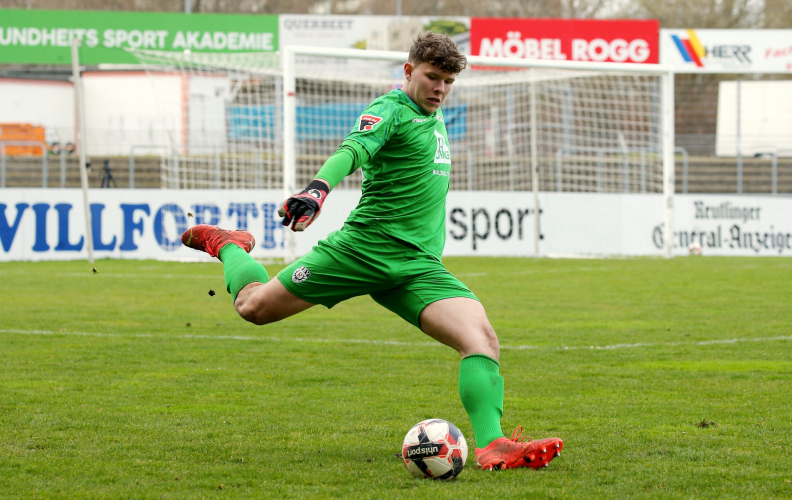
(373, 257, 563, 471)
(233, 279, 315, 325)
(421, 299, 563, 470)
(417, 297, 499, 359)
(181, 224, 315, 325)
(417, 298, 507, 453)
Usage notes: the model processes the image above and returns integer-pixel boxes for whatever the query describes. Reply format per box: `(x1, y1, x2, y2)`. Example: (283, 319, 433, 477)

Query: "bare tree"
(762, 0, 792, 28)
(616, 0, 765, 28)
(0, 0, 613, 16)
(2, 0, 789, 25)
(354, 0, 614, 17)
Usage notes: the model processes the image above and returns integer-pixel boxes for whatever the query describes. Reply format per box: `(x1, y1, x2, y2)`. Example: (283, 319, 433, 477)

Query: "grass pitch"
(1, 257, 791, 499)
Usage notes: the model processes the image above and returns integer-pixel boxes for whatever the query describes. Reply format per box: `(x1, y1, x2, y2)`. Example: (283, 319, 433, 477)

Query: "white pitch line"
(56, 272, 222, 279)
(0, 270, 223, 279)
(456, 267, 606, 278)
(0, 329, 790, 352)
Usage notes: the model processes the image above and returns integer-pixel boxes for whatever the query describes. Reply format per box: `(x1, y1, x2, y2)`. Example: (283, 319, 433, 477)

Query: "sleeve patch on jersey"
(359, 115, 383, 131)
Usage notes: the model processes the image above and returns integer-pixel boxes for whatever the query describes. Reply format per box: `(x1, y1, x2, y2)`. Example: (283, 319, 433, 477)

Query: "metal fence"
(3, 73, 792, 193)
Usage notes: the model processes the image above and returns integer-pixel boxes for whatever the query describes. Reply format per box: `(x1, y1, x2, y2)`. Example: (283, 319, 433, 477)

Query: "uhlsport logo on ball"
(402, 419, 468, 480)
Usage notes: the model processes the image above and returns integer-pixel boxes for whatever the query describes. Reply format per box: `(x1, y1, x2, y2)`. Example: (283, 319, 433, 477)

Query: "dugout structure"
(132, 47, 675, 259)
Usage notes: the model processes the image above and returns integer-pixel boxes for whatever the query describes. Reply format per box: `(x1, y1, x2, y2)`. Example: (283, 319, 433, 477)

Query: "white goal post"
(282, 46, 675, 261)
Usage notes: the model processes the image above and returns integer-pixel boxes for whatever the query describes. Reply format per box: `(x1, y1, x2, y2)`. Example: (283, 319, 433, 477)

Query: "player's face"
(403, 61, 456, 114)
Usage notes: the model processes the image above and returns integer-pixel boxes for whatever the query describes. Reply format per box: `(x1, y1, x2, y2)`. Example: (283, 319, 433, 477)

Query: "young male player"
(182, 31, 563, 471)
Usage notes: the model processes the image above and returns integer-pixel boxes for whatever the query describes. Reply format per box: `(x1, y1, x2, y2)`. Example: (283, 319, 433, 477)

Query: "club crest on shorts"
(359, 114, 383, 131)
(292, 265, 311, 283)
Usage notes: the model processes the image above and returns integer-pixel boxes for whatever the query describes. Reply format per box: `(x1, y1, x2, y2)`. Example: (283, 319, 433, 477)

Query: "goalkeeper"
(181, 31, 562, 471)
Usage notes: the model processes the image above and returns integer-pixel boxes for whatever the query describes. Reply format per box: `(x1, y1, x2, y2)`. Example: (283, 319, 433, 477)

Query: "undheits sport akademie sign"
(470, 18, 659, 63)
(0, 9, 278, 65)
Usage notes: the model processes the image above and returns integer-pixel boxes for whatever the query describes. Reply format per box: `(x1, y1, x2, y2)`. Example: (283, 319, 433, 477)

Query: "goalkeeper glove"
(278, 179, 329, 231)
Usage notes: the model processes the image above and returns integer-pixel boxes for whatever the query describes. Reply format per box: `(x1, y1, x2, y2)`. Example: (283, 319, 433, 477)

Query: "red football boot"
(475, 426, 563, 471)
(181, 224, 255, 258)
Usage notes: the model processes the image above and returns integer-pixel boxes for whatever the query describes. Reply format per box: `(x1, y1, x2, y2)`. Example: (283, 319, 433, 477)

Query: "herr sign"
(0, 9, 278, 65)
(661, 29, 792, 73)
(470, 18, 659, 63)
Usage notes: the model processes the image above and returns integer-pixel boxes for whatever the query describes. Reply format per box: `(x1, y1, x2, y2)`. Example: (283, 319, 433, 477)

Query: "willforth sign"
(2, 190, 791, 261)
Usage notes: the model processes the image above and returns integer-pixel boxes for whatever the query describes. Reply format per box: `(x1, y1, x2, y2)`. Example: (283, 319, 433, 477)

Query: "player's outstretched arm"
(278, 140, 368, 232)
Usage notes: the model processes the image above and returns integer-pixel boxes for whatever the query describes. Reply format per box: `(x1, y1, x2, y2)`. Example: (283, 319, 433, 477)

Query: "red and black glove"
(278, 180, 329, 232)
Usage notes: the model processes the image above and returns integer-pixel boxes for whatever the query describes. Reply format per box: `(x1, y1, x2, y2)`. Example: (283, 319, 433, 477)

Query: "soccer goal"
(281, 46, 675, 260)
(132, 46, 675, 260)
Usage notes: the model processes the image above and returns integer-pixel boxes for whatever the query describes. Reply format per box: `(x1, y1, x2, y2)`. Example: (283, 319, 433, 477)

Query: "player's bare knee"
(481, 322, 500, 358)
(235, 299, 271, 326)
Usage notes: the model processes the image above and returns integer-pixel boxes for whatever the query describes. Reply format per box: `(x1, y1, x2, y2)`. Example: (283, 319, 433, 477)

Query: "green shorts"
(277, 222, 478, 329)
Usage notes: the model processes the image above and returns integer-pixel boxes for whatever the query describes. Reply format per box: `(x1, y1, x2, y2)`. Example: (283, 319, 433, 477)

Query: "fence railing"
(3, 145, 792, 194)
(0, 141, 48, 188)
(767, 150, 792, 196)
(129, 144, 174, 190)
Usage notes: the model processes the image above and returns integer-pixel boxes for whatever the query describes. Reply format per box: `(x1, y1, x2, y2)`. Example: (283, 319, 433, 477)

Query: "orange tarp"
(0, 123, 46, 156)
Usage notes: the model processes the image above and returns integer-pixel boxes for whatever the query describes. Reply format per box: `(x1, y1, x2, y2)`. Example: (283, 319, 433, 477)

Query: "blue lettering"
(192, 204, 221, 226)
(90, 204, 117, 251)
(32, 203, 50, 252)
(0, 203, 29, 252)
(228, 203, 258, 230)
(54, 203, 84, 251)
(154, 203, 187, 251)
(261, 203, 282, 249)
(120, 204, 150, 251)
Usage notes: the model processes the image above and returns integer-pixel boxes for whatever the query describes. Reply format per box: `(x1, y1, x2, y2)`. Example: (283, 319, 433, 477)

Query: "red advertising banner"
(470, 18, 659, 64)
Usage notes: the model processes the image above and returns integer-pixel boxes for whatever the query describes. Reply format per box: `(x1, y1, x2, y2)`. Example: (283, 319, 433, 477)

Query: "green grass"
(1, 257, 791, 499)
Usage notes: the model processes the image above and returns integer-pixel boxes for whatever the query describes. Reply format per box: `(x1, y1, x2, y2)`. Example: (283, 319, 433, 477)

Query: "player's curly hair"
(408, 31, 467, 75)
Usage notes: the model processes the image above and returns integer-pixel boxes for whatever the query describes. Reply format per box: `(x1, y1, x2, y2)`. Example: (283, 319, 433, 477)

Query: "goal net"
(132, 46, 674, 258)
(131, 49, 283, 189)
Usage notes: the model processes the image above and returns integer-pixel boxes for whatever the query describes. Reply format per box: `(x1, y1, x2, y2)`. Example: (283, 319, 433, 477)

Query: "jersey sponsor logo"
(358, 114, 383, 131)
(412, 117, 430, 123)
(434, 129, 451, 165)
(292, 265, 311, 283)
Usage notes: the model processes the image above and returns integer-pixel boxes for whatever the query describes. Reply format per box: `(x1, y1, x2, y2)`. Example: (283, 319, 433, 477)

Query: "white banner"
(715, 80, 792, 157)
(661, 29, 792, 73)
(279, 15, 470, 54)
(2, 190, 791, 261)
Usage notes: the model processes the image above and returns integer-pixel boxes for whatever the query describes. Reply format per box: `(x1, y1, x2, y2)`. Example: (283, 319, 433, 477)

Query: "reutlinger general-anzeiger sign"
(0, 9, 278, 65)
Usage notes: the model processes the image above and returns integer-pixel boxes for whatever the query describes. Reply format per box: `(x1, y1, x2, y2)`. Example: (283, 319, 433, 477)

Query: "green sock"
(218, 243, 268, 302)
(459, 354, 506, 448)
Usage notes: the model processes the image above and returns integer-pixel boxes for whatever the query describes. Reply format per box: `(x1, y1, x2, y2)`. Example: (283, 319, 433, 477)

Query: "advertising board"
(661, 29, 792, 73)
(0, 9, 278, 65)
(3, 190, 790, 261)
(279, 15, 469, 53)
(470, 18, 659, 63)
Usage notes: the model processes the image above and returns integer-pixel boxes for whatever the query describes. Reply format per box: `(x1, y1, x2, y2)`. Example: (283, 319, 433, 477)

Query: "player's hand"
(278, 180, 329, 231)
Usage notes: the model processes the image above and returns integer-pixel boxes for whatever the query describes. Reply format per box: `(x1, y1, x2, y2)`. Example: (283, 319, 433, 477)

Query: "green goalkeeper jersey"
(344, 89, 452, 259)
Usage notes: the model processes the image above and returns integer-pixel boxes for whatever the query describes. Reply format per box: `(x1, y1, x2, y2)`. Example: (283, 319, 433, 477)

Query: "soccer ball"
(688, 241, 703, 255)
(401, 419, 468, 480)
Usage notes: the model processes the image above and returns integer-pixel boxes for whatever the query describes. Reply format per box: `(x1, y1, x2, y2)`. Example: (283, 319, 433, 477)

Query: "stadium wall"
(2, 190, 791, 261)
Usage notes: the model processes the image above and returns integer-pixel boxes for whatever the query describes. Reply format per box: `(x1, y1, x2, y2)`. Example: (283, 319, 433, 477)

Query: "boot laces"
(509, 426, 532, 443)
